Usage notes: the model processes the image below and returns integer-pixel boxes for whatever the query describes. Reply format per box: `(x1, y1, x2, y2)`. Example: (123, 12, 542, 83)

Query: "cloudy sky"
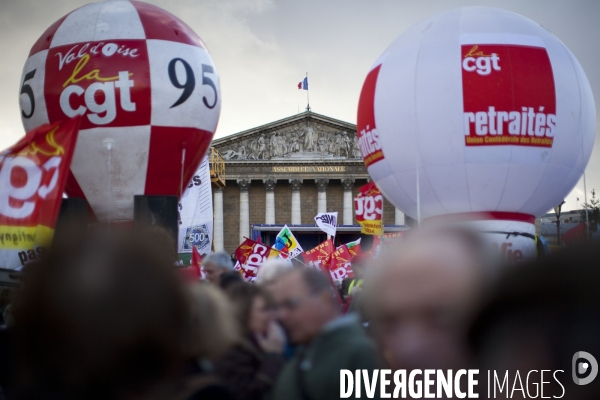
(0, 0, 598, 212)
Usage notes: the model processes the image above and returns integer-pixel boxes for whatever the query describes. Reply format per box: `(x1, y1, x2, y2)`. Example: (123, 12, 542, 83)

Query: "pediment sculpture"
(219, 123, 361, 161)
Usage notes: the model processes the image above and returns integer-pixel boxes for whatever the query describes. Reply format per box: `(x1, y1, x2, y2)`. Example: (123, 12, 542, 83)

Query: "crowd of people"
(0, 225, 599, 399)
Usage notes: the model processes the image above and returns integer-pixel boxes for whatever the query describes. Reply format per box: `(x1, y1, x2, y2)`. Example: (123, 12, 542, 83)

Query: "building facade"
(211, 111, 406, 254)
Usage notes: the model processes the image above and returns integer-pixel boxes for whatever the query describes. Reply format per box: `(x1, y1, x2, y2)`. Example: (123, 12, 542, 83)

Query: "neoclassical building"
(211, 111, 406, 254)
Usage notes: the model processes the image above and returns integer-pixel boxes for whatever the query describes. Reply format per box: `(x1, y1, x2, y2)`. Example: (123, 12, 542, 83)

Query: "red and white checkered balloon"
(20, 0, 221, 222)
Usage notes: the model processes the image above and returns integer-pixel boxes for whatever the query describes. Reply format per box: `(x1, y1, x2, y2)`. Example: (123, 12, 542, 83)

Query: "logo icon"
(183, 224, 210, 252)
(461, 39, 556, 148)
(573, 351, 598, 385)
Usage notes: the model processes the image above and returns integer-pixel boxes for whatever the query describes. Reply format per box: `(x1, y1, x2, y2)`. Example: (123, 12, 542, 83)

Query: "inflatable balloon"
(20, 1, 221, 222)
(357, 7, 595, 262)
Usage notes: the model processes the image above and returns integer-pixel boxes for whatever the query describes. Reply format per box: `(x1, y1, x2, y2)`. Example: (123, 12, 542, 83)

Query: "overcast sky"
(0, 0, 598, 212)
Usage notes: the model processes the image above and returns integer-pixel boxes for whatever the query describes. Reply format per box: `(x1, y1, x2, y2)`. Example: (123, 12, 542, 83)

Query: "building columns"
(395, 208, 405, 225)
(264, 179, 276, 224)
(290, 179, 303, 225)
(238, 179, 251, 243)
(316, 179, 329, 214)
(342, 178, 355, 225)
(213, 188, 224, 251)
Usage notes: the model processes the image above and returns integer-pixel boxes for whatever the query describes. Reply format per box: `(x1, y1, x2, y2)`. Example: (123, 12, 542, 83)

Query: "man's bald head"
(366, 226, 488, 371)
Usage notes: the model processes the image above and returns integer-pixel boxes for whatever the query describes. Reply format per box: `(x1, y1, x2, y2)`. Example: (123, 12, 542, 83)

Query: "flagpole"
(306, 72, 310, 112)
(179, 143, 187, 198)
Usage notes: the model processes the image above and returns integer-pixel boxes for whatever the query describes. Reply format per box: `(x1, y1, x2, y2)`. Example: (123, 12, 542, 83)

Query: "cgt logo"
(462, 45, 501, 75)
(573, 351, 598, 385)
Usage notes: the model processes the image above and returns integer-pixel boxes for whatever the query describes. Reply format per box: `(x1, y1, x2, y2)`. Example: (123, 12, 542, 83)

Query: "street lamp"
(554, 200, 566, 245)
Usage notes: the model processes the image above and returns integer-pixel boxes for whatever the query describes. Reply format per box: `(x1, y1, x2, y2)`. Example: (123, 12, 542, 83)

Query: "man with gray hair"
(255, 259, 292, 287)
(269, 268, 381, 399)
(203, 251, 234, 286)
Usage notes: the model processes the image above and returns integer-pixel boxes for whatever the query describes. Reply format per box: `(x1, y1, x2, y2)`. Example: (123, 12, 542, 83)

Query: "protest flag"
(354, 181, 384, 235)
(0, 117, 80, 270)
(314, 212, 337, 237)
(301, 238, 334, 272)
(328, 245, 354, 281)
(234, 237, 291, 282)
(273, 225, 304, 258)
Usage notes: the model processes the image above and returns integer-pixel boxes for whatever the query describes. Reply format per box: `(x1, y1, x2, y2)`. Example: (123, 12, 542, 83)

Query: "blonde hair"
(183, 283, 239, 361)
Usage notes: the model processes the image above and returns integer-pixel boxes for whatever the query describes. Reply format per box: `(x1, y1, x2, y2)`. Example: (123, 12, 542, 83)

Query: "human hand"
(255, 321, 286, 354)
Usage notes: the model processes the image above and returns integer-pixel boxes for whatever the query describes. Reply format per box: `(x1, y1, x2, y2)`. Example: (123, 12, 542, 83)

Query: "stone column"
(213, 188, 224, 251)
(264, 179, 276, 224)
(316, 179, 329, 214)
(290, 179, 303, 225)
(238, 179, 251, 243)
(395, 208, 405, 225)
(342, 178, 355, 225)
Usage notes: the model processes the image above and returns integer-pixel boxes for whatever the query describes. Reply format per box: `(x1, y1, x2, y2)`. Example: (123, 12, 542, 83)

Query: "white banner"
(177, 157, 213, 256)
(314, 212, 338, 237)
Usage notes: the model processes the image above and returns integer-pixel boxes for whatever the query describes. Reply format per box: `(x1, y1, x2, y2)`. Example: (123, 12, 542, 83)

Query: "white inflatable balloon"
(357, 7, 595, 261)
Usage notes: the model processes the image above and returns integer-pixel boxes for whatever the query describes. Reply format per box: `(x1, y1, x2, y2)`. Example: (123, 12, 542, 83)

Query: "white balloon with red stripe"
(357, 7, 595, 261)
(19, 0, 221, 222)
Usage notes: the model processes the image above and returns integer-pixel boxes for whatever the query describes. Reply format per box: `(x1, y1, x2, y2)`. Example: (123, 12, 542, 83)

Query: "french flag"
(298, 77, 308, 90)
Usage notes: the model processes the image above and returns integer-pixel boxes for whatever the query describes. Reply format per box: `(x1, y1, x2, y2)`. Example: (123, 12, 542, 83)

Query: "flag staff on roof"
(298, 73, 309, 111)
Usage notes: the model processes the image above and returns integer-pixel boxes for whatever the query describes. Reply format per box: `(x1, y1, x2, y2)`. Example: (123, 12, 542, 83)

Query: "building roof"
(539, 221, 581, 235)
(212, 110, 356, 147)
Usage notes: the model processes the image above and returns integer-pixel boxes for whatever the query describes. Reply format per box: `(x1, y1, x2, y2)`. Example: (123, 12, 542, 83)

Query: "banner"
(301, 239, 334, 272)
(235, 238, 285, 282)
(345, 238, 362, 257)
(0, 118, 80, 270)
(314, 212, 337, 237)
(354, 181, 383, 235)
(328, 245, 354, 281)
(177, 156, 212, 265)
(273, 225, 304, 258)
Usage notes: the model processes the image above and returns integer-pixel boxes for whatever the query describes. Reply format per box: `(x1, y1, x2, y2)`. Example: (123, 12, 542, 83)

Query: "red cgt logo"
(462, 43, 556, 148)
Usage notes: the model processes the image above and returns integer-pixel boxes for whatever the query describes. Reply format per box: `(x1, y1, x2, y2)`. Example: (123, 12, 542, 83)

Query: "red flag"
(329, 245, 354, 280)
(301, 239, 344, 307)
(0, 117, 80, 270)
(192, 246, 203, 267)
(179, 246, 202, 282)
(192, 246, 205, 279)
(345, 242, 362, 257)
(235, 238, 255, 267)
(234, 238, 285, 282)
(354, 181, 383, 235)
(301, 239, 334, 272)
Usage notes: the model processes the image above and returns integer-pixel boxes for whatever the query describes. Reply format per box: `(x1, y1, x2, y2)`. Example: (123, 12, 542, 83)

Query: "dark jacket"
(269, 314, 381, 400)
(214, 335, 284, 400)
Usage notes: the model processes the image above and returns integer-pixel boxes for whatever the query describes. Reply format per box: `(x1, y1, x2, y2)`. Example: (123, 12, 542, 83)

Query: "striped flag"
(298, 77, 308, 90)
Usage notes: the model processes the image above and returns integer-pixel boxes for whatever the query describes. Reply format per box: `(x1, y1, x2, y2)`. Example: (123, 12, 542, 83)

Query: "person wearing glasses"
(268, 268, 381, 400)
